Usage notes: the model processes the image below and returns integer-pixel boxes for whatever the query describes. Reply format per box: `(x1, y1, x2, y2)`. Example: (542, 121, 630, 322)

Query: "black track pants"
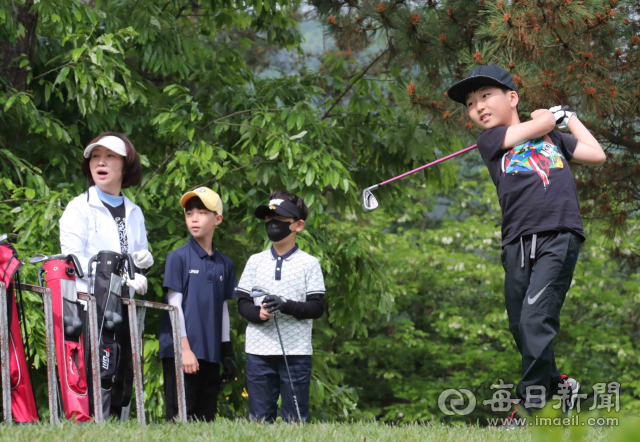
(501, 231, 580, 408)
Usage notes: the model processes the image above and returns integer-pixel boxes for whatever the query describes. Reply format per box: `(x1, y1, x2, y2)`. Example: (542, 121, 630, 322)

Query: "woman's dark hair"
(81, 132, 142, 189)
(269, 190, 308, 221)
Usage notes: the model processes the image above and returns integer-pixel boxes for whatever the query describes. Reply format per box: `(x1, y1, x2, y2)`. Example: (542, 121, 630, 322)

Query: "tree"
(0, 0, 456, 421)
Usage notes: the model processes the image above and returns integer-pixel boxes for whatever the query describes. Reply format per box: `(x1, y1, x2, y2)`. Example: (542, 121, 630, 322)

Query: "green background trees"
(1, 0, 638, 422)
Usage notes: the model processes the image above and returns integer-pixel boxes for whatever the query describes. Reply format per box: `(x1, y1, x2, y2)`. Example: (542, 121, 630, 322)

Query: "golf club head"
(29, 253, 49, 264)
(251, 286, 270, 298)
(362, 185, 379, 213)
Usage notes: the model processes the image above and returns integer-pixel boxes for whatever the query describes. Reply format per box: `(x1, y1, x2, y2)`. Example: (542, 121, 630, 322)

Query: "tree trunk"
(0, 1, 38, 91)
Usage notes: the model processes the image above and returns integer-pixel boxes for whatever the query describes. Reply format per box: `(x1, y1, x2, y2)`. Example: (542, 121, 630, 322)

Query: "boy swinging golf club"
(445, 64, 606, 424)
(237, 191, 326, 423)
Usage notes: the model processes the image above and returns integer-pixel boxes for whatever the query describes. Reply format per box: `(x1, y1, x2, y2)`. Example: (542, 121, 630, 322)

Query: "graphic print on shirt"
(501, 138, 565, 188)
(114, 216, 128, 254)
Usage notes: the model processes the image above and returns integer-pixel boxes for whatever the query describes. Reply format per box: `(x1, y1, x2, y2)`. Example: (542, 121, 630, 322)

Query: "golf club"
(362, 106, 571, 212)
(251, 287, 303, 423)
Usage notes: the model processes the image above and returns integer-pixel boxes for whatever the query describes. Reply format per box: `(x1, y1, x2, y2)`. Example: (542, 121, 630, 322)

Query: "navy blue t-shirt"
(159, 236, 238, 363)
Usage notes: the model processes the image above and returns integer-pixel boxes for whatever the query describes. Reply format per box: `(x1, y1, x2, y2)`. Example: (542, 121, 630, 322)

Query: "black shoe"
(502, 403, 529, 430)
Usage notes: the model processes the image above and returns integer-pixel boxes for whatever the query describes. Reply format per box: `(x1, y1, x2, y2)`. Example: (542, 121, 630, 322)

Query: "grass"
(0, 419, 632, 442)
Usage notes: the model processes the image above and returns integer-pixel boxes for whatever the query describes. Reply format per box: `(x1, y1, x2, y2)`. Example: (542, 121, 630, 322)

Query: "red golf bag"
(0, 238, 39, 422)
(37, 254, 91, 422)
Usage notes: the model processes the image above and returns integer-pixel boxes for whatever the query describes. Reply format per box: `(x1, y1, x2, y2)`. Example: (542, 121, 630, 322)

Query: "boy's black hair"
(270, 190, 308, 221)
(184, 196, 217, 215)
(464, 85, 515, 104)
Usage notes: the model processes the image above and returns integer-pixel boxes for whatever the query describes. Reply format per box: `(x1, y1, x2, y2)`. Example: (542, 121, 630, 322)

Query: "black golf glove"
(263, 294, 286, 313)
(220, 341, 236, 382)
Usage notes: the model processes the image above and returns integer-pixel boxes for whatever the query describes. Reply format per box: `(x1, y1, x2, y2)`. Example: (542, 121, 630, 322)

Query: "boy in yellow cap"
(158, 187, 238, 422)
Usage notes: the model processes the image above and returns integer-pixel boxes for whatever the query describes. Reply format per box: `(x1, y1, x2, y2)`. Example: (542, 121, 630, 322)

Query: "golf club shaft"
(273, 313, 303, 422)
(378, 144, 478, 187)
(376, 106, 570, 188)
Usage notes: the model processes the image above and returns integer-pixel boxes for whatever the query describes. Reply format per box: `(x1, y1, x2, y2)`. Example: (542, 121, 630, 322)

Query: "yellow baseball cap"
(180, 187, 223, 215)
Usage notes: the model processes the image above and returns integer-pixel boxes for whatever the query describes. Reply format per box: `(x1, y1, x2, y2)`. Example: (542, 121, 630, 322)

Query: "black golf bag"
(87, 250, 135, 420)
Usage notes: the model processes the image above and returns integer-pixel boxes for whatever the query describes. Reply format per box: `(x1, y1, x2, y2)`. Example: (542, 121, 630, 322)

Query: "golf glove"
(133, 250, 154, 269)
(549, 105, 574, 129)
(124, 273, 148, 296)
(263, 295, 285, 313)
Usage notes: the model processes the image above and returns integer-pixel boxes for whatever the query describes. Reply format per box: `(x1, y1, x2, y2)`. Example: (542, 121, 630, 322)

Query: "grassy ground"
(0, 419, 632, 442)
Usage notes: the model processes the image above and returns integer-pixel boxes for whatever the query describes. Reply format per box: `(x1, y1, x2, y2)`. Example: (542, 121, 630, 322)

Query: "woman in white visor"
(58, 132, 153, 419)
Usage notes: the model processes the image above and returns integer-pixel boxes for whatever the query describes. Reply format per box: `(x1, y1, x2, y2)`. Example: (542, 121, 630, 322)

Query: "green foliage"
(0, 0, 454, 422)
(334, 158, 640, 422)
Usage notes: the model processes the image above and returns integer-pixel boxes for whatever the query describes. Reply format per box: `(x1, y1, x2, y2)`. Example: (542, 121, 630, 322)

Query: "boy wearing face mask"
(237, 190, 326, 423)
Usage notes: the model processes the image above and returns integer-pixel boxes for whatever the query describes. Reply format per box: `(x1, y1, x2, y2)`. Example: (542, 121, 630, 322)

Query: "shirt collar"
(189, 236, 216, 259)
(87, 186, 136, 217)
(270, 244, 300, 261)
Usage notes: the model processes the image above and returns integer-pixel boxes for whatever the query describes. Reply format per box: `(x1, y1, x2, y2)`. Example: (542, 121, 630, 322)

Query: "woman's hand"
(133, 250, 154, 269)
(125, 273, 148, 295)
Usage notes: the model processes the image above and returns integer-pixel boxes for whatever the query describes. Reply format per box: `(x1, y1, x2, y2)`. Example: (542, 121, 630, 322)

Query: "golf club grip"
(126, 254, 135, 279)
(66, 254, 84, 278)
(379, 144, 478, 187)
(87, 255, 97, 277)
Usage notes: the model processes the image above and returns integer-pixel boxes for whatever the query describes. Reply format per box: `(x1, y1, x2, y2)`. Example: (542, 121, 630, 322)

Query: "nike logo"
(528, 282, 551, 305)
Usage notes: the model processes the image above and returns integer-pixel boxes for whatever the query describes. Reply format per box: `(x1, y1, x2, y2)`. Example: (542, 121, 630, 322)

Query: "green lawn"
(0, 419, 635, 442)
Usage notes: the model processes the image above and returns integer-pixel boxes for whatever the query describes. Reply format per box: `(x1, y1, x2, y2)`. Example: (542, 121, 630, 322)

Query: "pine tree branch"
(321, 48, 389, 119)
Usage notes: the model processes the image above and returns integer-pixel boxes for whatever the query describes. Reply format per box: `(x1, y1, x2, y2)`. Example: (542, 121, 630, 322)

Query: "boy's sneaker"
(560, 374, 581, 413)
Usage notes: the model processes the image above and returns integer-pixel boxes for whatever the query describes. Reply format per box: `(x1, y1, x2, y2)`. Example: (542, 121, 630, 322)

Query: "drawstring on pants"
(520, 234, 538, 268)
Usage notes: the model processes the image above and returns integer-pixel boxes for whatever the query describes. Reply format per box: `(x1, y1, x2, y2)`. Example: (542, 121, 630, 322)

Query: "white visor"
(83, 135, 127, 158)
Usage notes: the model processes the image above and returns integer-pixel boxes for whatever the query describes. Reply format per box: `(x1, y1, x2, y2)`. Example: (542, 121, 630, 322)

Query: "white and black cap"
(255, 199, 304, 220)
(447, 64, 517, 105)
(83, 135, 127, 158)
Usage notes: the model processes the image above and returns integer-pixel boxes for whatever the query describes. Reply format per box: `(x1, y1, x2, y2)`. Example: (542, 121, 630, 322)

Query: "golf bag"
(0, 238, 39, 422)
(87, 250, 135, 420)
(38, 253, 91, 422)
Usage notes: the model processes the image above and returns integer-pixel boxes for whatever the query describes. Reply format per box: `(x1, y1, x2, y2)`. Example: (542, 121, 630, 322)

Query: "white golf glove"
(549, 105, 574, 130)
(124, 273, 148, 296)
(133, 250, 154, 269)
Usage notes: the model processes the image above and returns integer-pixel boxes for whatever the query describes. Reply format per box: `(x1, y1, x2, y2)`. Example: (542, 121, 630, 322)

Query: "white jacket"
(59, 186, 149, 295)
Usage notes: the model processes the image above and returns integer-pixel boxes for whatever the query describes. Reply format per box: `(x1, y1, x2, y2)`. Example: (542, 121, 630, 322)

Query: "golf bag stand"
(87, 250, 135, 420)
(39, 253, 93, 422)
(0, 237, 39, 423)
(121, 297, 187, 424)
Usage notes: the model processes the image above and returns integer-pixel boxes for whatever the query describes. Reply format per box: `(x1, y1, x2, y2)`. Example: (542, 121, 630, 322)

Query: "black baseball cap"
(254, 198, 303, 220)
(447, 64, 517, 105)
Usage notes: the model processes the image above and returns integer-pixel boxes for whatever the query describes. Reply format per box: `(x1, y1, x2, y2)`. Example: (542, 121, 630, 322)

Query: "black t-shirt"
(103, 202, 129, 254)
(476, 127, 585, 246)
